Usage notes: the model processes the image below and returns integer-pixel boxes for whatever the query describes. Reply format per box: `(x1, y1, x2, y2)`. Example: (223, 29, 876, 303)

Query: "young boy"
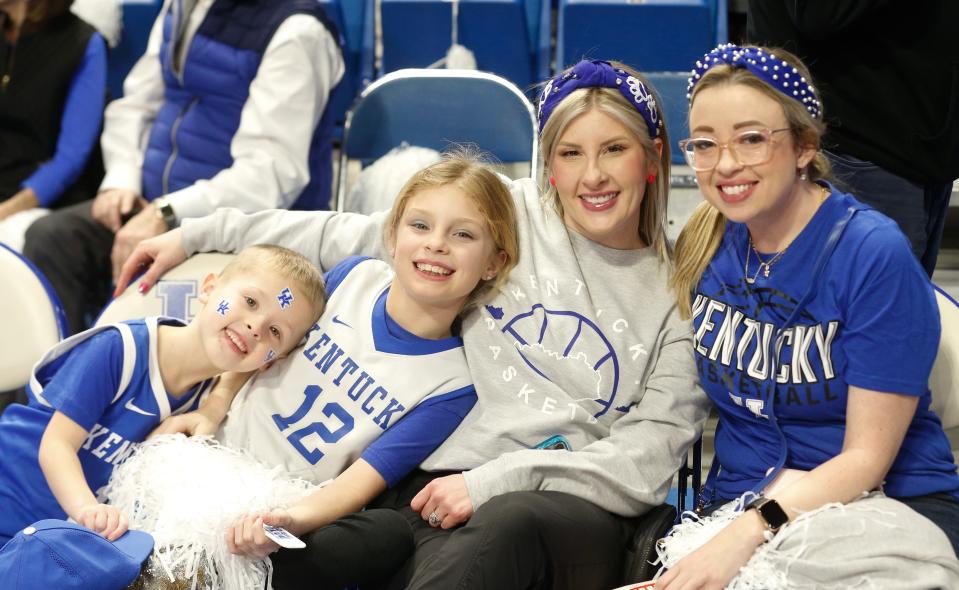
(0, 245, 325, 544)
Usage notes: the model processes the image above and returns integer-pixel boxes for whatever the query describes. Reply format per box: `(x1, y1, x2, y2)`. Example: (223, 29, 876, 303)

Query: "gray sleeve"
(463, 312, 710, 517)
(180, 207, 390, 272)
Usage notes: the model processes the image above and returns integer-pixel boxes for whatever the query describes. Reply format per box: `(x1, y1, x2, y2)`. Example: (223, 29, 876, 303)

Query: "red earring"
(647, 174, 656, 184)
(548, 176, 556, 186)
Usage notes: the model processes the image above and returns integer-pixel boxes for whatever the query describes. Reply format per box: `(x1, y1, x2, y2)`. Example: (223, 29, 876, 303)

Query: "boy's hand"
(75, 503, 129, 541)
(149, 412, 219, 438)
(227, 512, 293, 558)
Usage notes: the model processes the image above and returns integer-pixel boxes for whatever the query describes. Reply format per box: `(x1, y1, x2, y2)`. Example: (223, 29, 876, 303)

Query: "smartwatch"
(744, 497, 789, 532)
(153, 197, 177, 229)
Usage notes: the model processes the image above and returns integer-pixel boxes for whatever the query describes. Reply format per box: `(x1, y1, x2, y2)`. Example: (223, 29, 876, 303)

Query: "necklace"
(743, 185, 830, 284)
(744, 238, 788, 283)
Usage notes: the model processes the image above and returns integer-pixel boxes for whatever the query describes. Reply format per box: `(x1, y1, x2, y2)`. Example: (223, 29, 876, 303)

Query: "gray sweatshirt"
(181, 177, 709, 517)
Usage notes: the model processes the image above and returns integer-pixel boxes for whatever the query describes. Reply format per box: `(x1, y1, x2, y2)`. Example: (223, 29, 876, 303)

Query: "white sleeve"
(98, 0, 169, 194)
(165, 14, 345, 220)
(181, 207, 390, 272)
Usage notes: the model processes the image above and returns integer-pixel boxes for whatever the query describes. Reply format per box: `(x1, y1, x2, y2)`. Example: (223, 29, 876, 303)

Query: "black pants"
(22, 200, 114, 335)
(271, 470, 634, 590)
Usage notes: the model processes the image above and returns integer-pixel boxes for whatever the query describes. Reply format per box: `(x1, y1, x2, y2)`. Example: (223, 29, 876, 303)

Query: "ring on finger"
(428, 511, 442, 527)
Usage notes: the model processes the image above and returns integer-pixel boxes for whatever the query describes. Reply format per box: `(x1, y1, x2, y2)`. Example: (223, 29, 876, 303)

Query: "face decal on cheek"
(263, 348, 276, 364)
(277, 287, 294, 310)
(216, 299, 230, 316)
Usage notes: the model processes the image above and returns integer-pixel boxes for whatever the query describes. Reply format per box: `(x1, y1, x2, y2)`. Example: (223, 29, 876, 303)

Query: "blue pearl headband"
(687, 44, 822, 119)
(538, 60, 662, 139)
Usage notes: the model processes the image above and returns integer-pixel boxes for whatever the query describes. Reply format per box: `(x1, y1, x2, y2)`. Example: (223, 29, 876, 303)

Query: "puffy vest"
(141, 0, 341, 211)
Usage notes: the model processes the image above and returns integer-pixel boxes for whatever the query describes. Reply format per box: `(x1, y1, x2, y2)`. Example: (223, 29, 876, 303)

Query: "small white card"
(262, 524, 306, 549)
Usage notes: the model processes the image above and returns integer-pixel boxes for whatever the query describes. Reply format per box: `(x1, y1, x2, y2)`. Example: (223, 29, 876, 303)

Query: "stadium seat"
(319, 0, 375, 133)
(0, 244, 67, 391)
(335, 68, 538, 211)
(107, 0, 163, 100)
(556, 0, 714, 72)
(379, 0, 547, 93)
(645, 71, 691, 165)
(930, 286, 959, 431)
(94, 253, 235, 327)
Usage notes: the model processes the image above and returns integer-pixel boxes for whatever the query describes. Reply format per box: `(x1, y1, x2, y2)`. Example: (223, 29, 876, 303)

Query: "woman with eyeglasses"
(662, 44, 959, 589)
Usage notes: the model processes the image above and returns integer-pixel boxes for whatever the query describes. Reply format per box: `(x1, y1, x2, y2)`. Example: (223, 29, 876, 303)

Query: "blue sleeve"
(361, 385, 477, 487)
(40, 329, 124, 431)
(323, 256, 374, 296)
(841, 226, 939, 395)
(22, 33, 107, 206)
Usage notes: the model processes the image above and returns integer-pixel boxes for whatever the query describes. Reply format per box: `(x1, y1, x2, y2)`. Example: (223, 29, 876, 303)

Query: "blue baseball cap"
(0, 519, 154, 589)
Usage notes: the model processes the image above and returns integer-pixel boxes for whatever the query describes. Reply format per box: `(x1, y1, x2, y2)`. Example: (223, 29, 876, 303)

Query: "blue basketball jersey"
(0, 318, 212, 540)
(693, 186, 959, 502)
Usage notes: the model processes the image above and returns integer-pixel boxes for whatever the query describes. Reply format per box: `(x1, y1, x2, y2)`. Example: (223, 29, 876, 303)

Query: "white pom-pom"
(445, 44, 477, 70)
(103, 435, 319, 590)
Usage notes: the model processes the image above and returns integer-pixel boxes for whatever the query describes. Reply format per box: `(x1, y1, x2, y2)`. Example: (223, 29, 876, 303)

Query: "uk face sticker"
(216, 299, 230, 316)
(277, 288, 294, 310)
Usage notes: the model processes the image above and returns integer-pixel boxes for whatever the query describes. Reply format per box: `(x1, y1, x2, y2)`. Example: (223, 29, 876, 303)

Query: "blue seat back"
(380, 0, 540, 93)
(557, 0, 713, 72)
(645, 72, 691, 165)
(108, 0, 164, 99)
(336, 69, 538, 210)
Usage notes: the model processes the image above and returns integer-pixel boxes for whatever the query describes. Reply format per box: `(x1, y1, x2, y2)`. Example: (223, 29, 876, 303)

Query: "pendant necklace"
(744, 185, 830, 284)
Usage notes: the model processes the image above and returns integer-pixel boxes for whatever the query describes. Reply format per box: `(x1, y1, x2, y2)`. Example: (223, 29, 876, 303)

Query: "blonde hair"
(384, 150, 519, 312)
(671, 46, 830, 319)
(220, 244, 326, 325)
(540, 61, 672, 264)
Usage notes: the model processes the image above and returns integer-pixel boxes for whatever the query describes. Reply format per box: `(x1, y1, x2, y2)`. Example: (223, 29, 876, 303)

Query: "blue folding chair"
(556, 0, 714, 72)
(645, 72, 691, 165)
(335, 68, 538, 211)
(379, 0, 549, 93)
(0, 244, 68, 392)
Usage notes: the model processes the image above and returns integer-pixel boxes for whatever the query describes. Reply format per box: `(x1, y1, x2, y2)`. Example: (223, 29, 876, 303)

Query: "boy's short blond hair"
(219, 245, 326, 325)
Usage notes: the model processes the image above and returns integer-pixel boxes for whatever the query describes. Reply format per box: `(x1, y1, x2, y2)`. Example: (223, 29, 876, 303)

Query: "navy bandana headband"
(687, 44, 822, 119)
(538, 60, 662, 139)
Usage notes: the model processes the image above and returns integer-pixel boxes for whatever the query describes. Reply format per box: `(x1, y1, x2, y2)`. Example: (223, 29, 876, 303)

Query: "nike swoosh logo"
(124, 399, 156, 416)
(331, 315, 352, 328)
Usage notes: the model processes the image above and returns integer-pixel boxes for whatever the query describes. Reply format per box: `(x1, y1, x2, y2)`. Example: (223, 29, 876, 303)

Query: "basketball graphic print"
(499, 303, 620, 418)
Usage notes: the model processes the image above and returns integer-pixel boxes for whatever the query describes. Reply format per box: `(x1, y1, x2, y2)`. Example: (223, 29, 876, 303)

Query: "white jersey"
(219, 257, 474, 484)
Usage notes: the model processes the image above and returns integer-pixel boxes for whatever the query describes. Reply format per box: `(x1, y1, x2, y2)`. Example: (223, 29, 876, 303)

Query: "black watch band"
(745, 497, 789, 532)
(153, 197, 177, 229)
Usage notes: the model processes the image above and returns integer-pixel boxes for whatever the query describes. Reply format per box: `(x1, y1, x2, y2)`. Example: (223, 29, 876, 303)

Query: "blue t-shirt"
(0, 318, 210, 541)
(693, 186, 959, 502)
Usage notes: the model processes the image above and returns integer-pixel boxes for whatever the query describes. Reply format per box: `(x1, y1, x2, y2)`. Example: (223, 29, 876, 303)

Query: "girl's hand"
(148, 412, 219, 438)
(657, 511, 766, 590)
(410, 474, 474, 530)
(227, 511, 292, 558)
(75, 502, 129, 541)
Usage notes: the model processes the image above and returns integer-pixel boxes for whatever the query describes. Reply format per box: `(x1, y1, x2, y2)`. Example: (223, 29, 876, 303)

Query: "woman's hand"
(410, 474, 474, 530)
(0, 187, 39, 220)
(227, 511, 292, 558)
(657, 510, 766, 590)
(113, 227, 187, 296)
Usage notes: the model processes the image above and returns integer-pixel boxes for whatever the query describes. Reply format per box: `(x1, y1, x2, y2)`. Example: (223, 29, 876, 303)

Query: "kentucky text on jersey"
(300, 328, 406, 430)
(691, 294, 838, 384)
(82, 424, 139, 466)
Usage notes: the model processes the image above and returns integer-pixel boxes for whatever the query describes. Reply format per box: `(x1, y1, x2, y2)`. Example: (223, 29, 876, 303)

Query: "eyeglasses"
(678, 128, 791, 171)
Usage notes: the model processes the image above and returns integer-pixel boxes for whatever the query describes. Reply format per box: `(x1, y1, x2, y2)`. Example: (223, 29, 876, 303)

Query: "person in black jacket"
(748, 0, 959, 276)
(0, 0, 106, 251)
